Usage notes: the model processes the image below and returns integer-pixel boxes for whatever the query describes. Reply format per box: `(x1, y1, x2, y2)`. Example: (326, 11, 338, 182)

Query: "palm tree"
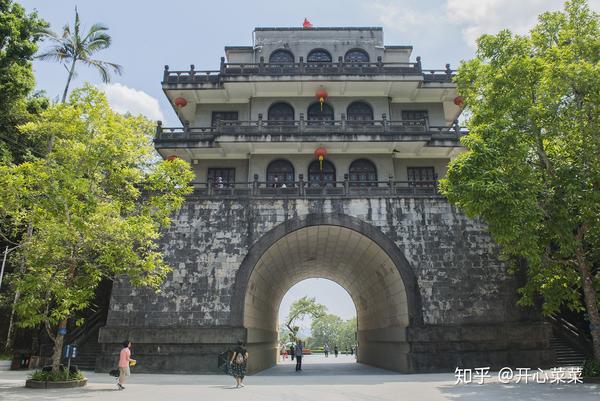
(37, 7, 122, 103)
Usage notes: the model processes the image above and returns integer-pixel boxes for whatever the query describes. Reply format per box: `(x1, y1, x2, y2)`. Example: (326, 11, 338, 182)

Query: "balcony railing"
(155, 117, 464, 142)
(188, 177, 441, 198)
(162, 57, 455, 86)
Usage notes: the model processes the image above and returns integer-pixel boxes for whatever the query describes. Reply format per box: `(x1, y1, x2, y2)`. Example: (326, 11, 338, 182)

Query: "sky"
(278, 278, 356, 337)
(20, 0, 598, 126)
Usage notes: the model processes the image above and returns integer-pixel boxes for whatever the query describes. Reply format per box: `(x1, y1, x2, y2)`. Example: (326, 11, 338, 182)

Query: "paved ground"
(1, 355, 599, 401)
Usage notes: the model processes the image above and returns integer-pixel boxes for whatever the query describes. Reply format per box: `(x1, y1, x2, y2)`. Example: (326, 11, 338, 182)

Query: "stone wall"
(98, 196, 551, 373)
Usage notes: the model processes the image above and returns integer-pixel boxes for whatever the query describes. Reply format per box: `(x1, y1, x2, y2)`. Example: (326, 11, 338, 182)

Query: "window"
(402, 110, 428, 122)
(407, 167, 435, 185)
(307, 49, 332, 63)
(267, 102, 294, 124)
(346, 101, 374, 124)
(307, 102, 334, 125)
(308, 160, 336, 186)
(349, 159, 377, 186)
(266, 159, 295, 186)
(269, 49, 294, 63)
(344, 48, 370, 63)
(211, 111, 238, 126)
(207, 168, 235, 187)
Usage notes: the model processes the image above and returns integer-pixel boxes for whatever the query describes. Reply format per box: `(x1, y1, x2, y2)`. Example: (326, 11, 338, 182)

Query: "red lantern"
(453, 96, 464, 107)
(174, 97, 188, 108)
(166, 155, 178, 161)
(314, 146, 327, 171)
(315, 88, 328, 111)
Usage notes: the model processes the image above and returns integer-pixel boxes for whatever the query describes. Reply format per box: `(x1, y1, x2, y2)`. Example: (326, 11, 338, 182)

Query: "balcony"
(162, 56, 455, 88)
(154, 118, 465, 147)
(188, 177, 442, 199)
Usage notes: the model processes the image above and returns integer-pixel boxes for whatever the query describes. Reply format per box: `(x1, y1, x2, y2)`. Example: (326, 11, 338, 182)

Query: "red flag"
(303, 18, 313, 28)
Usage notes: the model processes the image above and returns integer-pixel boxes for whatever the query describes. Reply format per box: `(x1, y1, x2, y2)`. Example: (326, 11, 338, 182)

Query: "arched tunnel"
(234, 224, 420, 373)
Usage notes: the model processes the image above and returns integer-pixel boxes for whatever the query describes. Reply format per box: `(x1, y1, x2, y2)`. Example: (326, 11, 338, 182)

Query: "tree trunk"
(4, 289, 21, 351)
(575, 243, 600, 361)
(51, 319, 68, 373)
(61, 59, 77, 104)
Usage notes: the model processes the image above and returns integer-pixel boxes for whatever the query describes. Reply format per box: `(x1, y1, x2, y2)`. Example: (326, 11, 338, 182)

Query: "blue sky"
(20, 0, 592, 126)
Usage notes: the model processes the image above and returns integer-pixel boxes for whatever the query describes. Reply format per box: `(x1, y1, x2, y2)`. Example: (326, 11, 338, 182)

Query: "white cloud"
(97, 83, 165, 121)
(371, 1, 438, 33)
(446, 0, 567, 47)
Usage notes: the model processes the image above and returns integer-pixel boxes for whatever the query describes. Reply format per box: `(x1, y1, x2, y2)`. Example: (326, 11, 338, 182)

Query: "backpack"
(235, 352, 245, 364)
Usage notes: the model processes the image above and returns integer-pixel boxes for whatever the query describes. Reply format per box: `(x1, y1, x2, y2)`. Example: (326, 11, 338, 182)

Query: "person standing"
(334, 345, 339, 358)
(324, 343, 330, 358)
(117, 340, 136, 390)
(289, 344, 295, 361)
(229, 340, 248, 388)
(294, 340, 304, 371)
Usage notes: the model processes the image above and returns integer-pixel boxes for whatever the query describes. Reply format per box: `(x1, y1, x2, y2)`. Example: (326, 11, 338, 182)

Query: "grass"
(29, 369, 85, 382)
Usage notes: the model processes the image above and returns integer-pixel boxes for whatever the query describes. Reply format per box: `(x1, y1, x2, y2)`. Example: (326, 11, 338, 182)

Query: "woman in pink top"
(118, 340, 136, 390)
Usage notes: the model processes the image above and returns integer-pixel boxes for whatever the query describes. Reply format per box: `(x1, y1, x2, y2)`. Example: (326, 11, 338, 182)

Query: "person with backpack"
(117, 340, 136, 390)
(229, 340, 248, 388)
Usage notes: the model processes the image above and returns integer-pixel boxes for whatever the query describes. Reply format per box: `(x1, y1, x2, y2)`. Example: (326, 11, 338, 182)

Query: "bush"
(582, 359, 600, 377)
(30, 369, 85, 382)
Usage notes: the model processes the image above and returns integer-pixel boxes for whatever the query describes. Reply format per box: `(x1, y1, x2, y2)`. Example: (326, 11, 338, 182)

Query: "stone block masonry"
(97, 197, 552, 373)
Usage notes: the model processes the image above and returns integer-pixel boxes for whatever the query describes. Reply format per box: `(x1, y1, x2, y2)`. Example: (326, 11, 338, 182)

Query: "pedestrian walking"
(334, 345, 339, 358)
(117, 340, 136, 390)
(350, 346, 354, 356)
(324, 343, 330, 358)
(229, 340, 248, 388)
(290, 344, 295, 361)
(294, 340, 304, 371)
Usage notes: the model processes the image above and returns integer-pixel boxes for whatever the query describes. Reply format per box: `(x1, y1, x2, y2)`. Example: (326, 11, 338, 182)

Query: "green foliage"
(583, 358, 600, 377)
(38, 7, 122, 102)
(0, 86, 194, 333)
(310, 314, 356, 350)
(30, 369, 85, 382)
(440, 0, 600, 360)
(283, 296, 327, 340)
(0, 0, 48, 163)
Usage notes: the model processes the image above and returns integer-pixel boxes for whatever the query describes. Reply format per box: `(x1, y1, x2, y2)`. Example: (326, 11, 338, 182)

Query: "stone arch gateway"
(98, 198, 553, 374)
(230, 214, 423, 372)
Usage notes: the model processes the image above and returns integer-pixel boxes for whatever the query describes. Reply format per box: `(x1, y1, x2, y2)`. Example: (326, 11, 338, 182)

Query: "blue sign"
(63, 345, 77, 359)
(57, 327, 67, 336)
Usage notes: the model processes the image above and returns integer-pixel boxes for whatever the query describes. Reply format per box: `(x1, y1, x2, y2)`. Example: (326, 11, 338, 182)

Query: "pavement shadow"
(437, 382, 600, 401)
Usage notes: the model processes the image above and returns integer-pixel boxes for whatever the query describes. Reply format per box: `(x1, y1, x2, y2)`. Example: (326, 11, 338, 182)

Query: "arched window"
(349, 159, 377, 187)
(266, 159, 295, 186)
(307, 102, 334, 125)
(269, 49, 294, 63)
(346, 101, 374, 124)
(344, 48, 370, 63)
(267, 102, 294, 125)
(307, 49, 332, 63)
(308, 160, 336, 186)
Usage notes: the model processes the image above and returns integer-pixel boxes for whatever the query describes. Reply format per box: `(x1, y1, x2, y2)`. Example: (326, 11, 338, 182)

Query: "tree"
(311, 314, 356, 351)
(0, 0, 48, 163)
(37, 7, 122, 104)
(283, 296, 326, 341)
(0, 86, 194, 372)
(440, 0, 600, 361)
